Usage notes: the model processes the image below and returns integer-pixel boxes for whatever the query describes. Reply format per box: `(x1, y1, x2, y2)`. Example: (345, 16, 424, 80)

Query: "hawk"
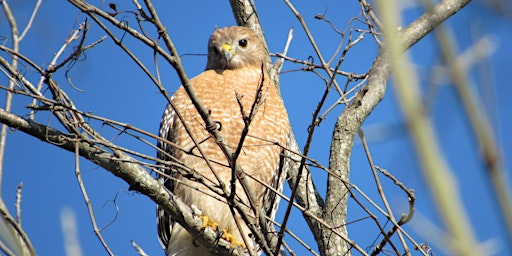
(157, 26, 290, 255)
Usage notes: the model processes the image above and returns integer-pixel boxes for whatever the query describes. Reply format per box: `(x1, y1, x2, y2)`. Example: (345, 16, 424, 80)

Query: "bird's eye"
(238, 39, 248, 48)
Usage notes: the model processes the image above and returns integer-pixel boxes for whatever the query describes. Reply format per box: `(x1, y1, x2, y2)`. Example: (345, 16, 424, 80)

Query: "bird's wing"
(156, 103, 177, 249)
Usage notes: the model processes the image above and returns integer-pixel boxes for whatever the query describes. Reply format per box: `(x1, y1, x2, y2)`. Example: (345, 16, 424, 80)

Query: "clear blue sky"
(1, 1, 511, 255)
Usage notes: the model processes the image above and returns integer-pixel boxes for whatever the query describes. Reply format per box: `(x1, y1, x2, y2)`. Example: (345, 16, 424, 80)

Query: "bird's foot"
(221, 228, 246, 249)
(199, 215, 219, 231)
(198, 215, 246, 249)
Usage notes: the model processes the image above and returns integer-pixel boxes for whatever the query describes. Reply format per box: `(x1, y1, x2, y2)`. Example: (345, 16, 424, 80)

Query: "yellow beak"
(221, 43, 234, 62)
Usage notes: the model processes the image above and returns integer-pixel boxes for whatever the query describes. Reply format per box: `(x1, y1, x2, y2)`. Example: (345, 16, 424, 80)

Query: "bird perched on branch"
(156, 26, 290, 255)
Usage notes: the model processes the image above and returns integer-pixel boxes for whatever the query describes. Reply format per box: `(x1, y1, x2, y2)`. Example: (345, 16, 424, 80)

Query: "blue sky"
(1, 1, 511, 255)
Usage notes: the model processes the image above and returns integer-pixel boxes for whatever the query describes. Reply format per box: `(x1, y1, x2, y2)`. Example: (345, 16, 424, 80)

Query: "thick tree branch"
(328, 0, 471, 255)
(377, 0, 482, 255)
(420, 0, 512, 245)
(0, 108, 247, 255)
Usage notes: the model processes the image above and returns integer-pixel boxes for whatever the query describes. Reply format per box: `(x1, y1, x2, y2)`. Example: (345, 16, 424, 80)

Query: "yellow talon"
(221, 229, 246, 249)
(199, 215, 219, 231)
(199, 215, 245, 249)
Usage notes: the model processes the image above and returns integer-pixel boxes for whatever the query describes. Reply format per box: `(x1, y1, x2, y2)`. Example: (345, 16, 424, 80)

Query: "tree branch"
(228, 2, 330, 254)
(0, 108, 246, 255)
(328, 0, 471, 255)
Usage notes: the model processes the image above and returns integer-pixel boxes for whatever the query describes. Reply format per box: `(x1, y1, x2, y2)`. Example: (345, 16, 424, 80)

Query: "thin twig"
(376, 0, 481, 255)
(0, 239, 16, 256)
(421, 0, 512, 246)
(272, 53, 367, 79)
(283, 0, 344, 96)
(232, 66, 284, 254)
(276, 2, 360, 250)
(274, 27, 294, 76)
(34, 21, 85, 107)
(73, 135, 114, 255)
(15, 182, 22, 224)
(18, 0, 42, 41)
(0, 0, 20, 190)
(359, 128, 409, 255)
(376, 166, 416, 225)
(131, 240, 148, 256)
(358, 0, 383, 45)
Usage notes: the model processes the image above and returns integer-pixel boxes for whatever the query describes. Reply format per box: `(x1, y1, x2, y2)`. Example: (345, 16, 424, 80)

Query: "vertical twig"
(74, 135, 114, 256)
(131, 240, 148, 256)
(18, 0, 42, 41)
(0, 2, 38, 255)
(283, 0, 344, 96)
(273, 27, 294, 76)
(15, 182, 22, 224)
(420, 0, 512, 246)
(0, 0, 20, 189)
(358, 129, 408, 255)
(375, 0, 481, 255)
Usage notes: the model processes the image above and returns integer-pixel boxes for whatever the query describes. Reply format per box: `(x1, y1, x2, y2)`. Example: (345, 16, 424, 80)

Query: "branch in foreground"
(327, 0, 471, 255)
(377, 0, 481, 255)
(0, 108, 245, 256)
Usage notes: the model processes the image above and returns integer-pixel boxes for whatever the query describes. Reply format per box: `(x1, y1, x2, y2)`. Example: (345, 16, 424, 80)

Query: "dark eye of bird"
(238, 39, 248, 48)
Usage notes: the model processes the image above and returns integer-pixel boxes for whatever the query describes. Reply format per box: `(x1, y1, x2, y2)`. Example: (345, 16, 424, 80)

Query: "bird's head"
(206, 26, 267, 70)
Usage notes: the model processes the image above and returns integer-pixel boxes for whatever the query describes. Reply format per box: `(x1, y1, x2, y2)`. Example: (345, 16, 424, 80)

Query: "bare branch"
(273, 27, 294, 79)
(359, 129, 409, 255)
(131, 240, 148, 256)
(15, 183, 22, 225)
(376, 0, 481, 255)
(419, 0, 512, 244)
(325, 0, 472, 255)
(0, 108, 246, 255)
(74, 134, 114, 255)
(18, 0, 42, 41)
(0, 0, 20, 189)
(0, 2, 37, 255)
(283, 0, 344, 97)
